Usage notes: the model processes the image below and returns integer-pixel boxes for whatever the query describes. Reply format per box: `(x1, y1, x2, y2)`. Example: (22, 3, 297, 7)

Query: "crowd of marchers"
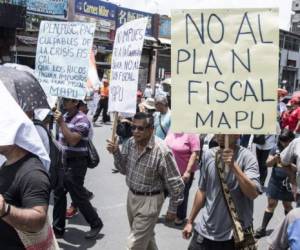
(1, 67, 300, 250)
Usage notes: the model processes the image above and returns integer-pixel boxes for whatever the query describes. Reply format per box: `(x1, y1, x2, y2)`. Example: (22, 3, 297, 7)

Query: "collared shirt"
(113, 135, 184, 212)
(59, 111, 90, 158)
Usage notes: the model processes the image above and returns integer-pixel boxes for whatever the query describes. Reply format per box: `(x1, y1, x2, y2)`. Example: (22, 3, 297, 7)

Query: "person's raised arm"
(54, 110, 81, 146)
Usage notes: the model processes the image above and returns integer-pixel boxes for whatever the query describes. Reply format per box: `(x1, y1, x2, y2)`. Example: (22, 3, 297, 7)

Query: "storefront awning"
(145, 36, 157, 42)
(159, 38, 171, 45)
(96, 62, 111, 66)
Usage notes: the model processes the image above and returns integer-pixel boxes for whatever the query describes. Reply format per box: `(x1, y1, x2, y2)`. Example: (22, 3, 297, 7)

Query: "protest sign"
(35, 21, 95, 100)
(171, 9, 279, 134)
(108, 17, 148, 114)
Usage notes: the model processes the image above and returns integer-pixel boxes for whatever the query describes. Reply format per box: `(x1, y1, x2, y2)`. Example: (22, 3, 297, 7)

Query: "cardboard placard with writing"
(171, 9, 279, 134)
(35, 21, 95, 100)
(108, 17, 148, 114)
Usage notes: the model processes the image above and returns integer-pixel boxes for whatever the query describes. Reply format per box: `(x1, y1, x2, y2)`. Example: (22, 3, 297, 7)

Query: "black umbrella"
(0, 66, 49, 112)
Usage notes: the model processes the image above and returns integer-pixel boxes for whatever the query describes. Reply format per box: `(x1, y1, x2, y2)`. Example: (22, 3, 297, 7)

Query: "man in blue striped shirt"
(53, 98, 103, 239)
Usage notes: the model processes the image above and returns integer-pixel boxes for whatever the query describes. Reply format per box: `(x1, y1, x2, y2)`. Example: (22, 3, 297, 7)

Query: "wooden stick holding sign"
(223, 134, 230, 175)
(111, 112, 119, 143)
(225, 135, 229, 149)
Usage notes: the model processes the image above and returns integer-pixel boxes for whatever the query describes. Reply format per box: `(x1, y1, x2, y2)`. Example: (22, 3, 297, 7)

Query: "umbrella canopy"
(3, 63, 35, 75)
(0, 66, 49, 112)
(0, 81, 50, 170)
(277, 88, 288, 97)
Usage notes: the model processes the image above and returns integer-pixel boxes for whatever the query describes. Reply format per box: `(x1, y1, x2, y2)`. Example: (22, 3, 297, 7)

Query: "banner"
(108, 18, 148, 114)
(171, 9, 279, 134)
(27, 0, 68, 19)
(117, 7, 153, 36)
(35, 21, 96, 100)
(75, 0, 117, 21)
(87, 50, 101, 91)
(159, 16, 171, 38)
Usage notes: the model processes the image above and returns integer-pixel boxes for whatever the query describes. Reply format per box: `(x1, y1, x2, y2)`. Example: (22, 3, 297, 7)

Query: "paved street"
(49, 122, 287, 250)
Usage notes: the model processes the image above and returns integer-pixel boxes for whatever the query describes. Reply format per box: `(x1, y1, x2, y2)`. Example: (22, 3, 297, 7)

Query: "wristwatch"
(0, 203, 11, 218)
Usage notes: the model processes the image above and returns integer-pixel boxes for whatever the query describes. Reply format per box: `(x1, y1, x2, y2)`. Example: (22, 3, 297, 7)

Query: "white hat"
(141, 98, 156, 110)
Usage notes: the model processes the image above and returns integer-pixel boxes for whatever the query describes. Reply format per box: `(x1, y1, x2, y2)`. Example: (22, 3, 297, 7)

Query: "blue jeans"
(177, 172, 194, 220)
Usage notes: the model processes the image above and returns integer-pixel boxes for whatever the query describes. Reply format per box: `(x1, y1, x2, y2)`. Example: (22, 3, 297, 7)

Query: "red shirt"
(281, 110, 292, 129)
(288, 107, 300, 132)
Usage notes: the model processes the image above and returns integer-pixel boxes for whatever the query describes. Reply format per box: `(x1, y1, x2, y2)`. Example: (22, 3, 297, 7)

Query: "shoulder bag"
(159, 114, 167, 137)
(16, 217, 59, 250)
(215, 150, 257, 250)
(87, 139, 100, 169)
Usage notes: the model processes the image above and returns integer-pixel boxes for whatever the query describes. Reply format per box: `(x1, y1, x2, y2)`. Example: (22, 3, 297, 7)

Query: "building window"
(287, 59, 297, 67)
(284, 35, 300, 51)
(280, 35, 284, 49)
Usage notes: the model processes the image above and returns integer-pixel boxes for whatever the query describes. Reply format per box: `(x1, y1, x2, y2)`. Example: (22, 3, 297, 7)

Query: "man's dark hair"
(279, 129, 295, 142)
(277, 129, 295, 151)
(134, 112, 154, 128)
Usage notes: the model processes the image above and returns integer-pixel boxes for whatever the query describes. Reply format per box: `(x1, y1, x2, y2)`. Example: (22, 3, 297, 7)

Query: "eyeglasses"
(131, 125, 148, 132)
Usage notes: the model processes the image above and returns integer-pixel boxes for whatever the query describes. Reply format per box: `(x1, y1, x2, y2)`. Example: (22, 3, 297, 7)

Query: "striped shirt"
(113, 135, 184, 212)
(59, 111, 90, 158)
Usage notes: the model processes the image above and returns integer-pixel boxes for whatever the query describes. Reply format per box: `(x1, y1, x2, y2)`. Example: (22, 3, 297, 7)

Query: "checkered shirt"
(113, 135, 184, 212)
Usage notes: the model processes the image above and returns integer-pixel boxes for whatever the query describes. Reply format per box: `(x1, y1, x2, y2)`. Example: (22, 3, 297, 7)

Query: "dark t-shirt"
(0, 154, 50, 249)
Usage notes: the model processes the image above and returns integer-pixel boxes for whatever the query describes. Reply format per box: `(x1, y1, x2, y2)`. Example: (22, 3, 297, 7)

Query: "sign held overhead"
(108, 17, 148, 115)
(35, 21, 96, 100)
(171, 9, 279, 134)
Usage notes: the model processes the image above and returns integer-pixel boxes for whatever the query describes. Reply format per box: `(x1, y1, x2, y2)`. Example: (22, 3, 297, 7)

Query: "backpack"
(33, 120, 63, 189)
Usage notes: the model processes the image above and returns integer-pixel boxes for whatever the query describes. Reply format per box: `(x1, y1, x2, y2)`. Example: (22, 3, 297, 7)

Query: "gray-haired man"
(107, 112, 184, 250)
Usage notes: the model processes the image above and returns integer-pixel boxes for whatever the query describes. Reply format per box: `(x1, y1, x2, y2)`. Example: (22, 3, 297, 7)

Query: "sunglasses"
(131, 125, 149, 132)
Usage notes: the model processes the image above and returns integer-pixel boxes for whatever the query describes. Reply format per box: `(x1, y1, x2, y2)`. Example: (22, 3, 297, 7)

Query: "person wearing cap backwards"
(93, 79, 110, 125)
(53, 98, 103, 239)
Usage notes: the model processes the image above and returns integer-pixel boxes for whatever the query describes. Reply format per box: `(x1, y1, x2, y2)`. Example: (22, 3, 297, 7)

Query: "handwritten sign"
(171, 9, 279, 134)
(108, 18, 148, 114)
(35, 21, 95, 100)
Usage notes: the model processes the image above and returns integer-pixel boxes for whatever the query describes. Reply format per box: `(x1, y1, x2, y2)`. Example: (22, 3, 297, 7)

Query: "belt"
(130, 188, 162, 196)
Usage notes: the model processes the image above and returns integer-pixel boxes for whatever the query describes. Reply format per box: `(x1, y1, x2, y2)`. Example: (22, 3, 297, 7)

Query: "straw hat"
(141, 98, 156, 110)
